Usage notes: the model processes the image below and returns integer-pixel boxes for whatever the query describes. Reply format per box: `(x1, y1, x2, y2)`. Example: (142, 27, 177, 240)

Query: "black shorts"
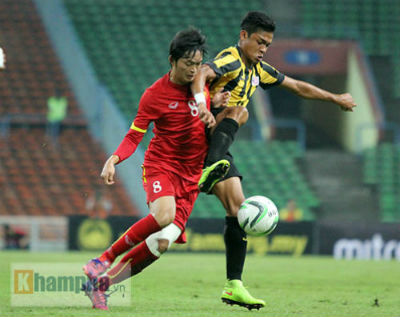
(205, 107, 243, 184)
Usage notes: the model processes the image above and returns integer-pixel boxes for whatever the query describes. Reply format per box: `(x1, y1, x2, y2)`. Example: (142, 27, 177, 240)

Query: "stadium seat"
(362, 143, 400, 222)
(0, 128, 139, 216)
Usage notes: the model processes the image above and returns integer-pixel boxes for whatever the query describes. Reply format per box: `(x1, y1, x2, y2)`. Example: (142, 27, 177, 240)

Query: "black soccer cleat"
(222, 298, 263, 310)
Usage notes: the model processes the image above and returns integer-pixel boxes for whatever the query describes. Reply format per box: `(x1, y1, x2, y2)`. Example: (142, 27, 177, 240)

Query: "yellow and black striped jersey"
(206, 45, 285, 107)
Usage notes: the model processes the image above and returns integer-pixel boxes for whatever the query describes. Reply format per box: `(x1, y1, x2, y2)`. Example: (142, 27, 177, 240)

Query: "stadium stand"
(299, 0, 400, 222)
(64, 0, 266, 118)
(0, 0, 80, 116)
(363, 143, 400, 222)
(0, 0, 139, 216)
(300, 0, 400, 98)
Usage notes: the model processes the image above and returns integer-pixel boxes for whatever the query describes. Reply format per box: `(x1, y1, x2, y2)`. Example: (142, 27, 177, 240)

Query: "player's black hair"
(169, 27, 207, 62)
(240, 11, 276, 35)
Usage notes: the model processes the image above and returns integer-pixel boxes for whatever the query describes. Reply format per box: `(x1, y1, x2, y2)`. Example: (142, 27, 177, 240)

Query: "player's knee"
(154, 208, 175, 228)
(225, 107, 247, 124)
(157, 239, 170, 254)
(159, 212, 175, 227)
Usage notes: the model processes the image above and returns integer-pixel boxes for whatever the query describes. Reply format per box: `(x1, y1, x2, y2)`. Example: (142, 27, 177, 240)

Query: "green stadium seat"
(363, 143, 400, 222)
(300, 0, 400, 60)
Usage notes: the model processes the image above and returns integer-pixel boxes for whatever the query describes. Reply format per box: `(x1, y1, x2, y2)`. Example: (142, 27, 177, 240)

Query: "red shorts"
(142, 165, 199, 243)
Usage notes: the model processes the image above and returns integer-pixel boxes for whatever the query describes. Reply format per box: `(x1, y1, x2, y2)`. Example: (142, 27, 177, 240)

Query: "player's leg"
(83, 173, 175, 280)
(206, 106, 248, 164)
(198, 107, 248, 193)
(212, 177, 265, 310)
(103, 176, 201, 283)
(213, 177, 246, 280)
(83, 222, 182, 310)
(102, 222, 181, 284)
(83, 171, 196, 310)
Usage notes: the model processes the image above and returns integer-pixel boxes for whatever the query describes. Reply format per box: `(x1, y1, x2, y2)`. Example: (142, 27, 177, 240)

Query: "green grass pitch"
(1, 251, 399, 316)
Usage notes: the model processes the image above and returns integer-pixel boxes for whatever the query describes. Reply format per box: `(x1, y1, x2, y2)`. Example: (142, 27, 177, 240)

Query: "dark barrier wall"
(319, 222, 400, 260)
(68, 216, 315, 256)
(68, 216, 313, 255)
(69, 216, 400, 260)
(68, 216, 136, 251)
(176, 219, 315, 256)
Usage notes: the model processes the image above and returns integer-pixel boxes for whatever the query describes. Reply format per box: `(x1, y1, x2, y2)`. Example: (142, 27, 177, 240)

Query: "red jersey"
(114, 73, 210, 183)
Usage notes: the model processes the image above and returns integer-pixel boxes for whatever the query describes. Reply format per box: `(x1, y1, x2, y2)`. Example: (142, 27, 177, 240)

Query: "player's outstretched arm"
(100, 155, 120, 185)
(0, 47, 6, 69)
(192, 64, 217, 127)
(280, 75, 356, 112)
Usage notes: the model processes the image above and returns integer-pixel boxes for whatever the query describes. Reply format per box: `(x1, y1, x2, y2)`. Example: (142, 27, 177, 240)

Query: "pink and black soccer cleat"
(82, 279, 109, 310)
(83, 258, 111, 280)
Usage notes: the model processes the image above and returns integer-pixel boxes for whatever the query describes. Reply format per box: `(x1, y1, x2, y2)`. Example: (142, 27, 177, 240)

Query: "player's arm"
(100, 126, 146, 185)
(0, 47, 6, 69)
(100, 155, 120, 185)
(280, 75, 356, 112)
(191, 64, 217, 127)
(101, 93, 154, 185)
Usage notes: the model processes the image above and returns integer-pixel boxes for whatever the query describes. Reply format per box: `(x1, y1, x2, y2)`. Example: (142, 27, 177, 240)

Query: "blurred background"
(0, 0, 399, 259)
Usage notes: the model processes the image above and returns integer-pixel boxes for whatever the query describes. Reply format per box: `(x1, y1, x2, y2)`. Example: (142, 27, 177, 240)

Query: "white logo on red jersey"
(168, 102, 179, 109)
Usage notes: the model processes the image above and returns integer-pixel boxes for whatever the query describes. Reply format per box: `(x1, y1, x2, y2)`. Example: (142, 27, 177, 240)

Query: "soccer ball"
(238, 196, 279, 236)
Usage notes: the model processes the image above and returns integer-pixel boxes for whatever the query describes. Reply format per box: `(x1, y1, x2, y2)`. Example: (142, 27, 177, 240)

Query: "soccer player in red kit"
(81, 28, 230, 310)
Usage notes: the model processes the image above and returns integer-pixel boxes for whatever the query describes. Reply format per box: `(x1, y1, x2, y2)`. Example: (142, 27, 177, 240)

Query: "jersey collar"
(167, 71, 190, 91)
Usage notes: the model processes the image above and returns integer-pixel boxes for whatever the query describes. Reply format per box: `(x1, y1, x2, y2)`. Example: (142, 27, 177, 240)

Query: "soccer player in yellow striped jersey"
(206, 45, 284, 108)
(192, 11, 357, 310)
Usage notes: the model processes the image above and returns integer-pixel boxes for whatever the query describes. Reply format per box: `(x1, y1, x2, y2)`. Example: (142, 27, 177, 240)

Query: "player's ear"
(239, 30, 248, 40)
(168, 55, 174, 67)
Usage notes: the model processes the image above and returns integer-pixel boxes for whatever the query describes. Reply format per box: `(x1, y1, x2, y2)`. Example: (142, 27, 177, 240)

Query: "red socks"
(100, 214, 161, 263)
(102, 242, 159, 286)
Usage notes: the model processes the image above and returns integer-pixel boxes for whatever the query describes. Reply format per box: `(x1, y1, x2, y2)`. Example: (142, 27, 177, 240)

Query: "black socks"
(224, 216, 247, 280)
(206, 118, 239, 166)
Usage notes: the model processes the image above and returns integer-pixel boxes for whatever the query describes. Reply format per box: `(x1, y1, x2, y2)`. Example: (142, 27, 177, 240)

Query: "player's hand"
(198, 102, 216, 128)
(0, 47, 6, 69)
(335, 93, 356, 112)
(212, 88, 231, 108)
(101, 155, 119, 185)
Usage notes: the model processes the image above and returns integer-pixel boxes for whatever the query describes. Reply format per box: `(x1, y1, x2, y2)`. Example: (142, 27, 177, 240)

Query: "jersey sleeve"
(113, 90, 161, 163)
(206, 52, 242, 79)
(258, 61, 285, 89)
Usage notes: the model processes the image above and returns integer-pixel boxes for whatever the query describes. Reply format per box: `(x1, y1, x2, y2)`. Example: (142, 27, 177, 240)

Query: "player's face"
(239, 30, 274, 66)
(171, 50, 203, 85)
